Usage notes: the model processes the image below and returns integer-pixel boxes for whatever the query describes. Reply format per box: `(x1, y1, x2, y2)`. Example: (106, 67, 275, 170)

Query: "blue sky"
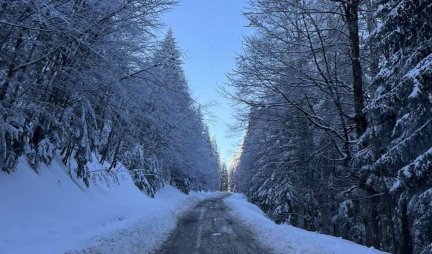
(163, 1, 250, 164)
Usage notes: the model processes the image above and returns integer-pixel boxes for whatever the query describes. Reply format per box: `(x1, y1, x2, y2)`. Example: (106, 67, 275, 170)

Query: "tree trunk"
(400, 203, 413, 254)
(345, 1, 367, 136)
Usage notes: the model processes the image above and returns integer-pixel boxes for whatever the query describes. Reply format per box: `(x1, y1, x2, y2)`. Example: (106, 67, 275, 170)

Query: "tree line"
(227, 0, 431, 253)
(0, 1, 220, 195)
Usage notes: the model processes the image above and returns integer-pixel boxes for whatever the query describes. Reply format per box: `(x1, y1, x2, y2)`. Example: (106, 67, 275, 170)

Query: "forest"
(1, 0, 431, 254)
(227, 0, 431, 254)
(0, 0, 220, 195)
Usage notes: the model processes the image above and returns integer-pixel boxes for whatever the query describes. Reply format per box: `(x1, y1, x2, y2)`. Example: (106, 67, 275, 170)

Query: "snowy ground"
(224, 193, 388, 254)
(1, 158, 390, 254)
(0, 157, 219, 254)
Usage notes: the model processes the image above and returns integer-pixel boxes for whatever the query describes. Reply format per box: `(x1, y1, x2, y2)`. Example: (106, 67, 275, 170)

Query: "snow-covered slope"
(225, 193, 388, 254)
(0, 157, 217, 254)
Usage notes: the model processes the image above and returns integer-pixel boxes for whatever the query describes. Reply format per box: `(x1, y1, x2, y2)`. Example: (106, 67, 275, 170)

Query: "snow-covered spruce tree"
(0, 0, 174, 181)
(144, 30, 220, 193)
(353, 0, 432, 253)
(245, 108, 298, 225)
(219, 162, 229, 191)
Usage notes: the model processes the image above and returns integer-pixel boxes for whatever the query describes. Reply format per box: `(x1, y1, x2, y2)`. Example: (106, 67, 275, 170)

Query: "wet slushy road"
(155, 195, 272, 254)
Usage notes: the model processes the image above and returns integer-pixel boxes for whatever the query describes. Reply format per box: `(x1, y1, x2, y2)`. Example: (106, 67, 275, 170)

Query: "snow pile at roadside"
(0, 157, 219, 254)
(69, 187, 220, 254)
(225, 193, 388, 254)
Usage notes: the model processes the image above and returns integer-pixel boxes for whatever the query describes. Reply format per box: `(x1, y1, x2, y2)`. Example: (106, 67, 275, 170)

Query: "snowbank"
(225, 193, 388, 254)
(0, 157, 219, 254)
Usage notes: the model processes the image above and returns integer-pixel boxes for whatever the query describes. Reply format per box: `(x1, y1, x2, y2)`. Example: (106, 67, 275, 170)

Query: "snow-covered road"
(0, 161, 388, 254)
(156, 194, 271, 254)
(71, 193, 388, 254)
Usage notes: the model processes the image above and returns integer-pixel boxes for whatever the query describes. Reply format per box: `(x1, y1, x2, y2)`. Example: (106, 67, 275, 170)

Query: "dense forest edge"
(0, 1, 220, 195)
(225, 0, 431, 254)
(1, 1, 431, 254)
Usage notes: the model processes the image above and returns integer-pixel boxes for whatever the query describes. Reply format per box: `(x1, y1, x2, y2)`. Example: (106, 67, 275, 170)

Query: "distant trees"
(229, 0, 432, 253)
(1, 1, 220, 194)
(218, 162, 229, 191)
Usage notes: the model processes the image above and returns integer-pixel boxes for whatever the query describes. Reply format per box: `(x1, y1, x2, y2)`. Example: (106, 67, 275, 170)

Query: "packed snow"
(224, 193, 389, 254)
(0, 157, 220, 254)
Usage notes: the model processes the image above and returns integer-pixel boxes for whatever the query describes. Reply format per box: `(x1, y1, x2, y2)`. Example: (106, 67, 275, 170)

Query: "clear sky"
(163, 1, 250, 164)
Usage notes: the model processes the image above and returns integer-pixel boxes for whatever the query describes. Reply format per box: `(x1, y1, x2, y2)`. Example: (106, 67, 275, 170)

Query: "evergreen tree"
(228, 0, 432, 253)
(148, 30, 220, 192)
(353, 0, 432, 252)
(0, 3, 220, 196)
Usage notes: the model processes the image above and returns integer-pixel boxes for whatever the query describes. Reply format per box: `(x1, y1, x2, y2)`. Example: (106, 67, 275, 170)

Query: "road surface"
(155, 194, 272, 254)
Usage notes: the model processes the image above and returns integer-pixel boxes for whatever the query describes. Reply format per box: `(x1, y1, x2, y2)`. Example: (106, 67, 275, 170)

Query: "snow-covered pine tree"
(353, 0, 432, 252)
(146, 30, 220, 193)
(219, 162, 229, 191)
